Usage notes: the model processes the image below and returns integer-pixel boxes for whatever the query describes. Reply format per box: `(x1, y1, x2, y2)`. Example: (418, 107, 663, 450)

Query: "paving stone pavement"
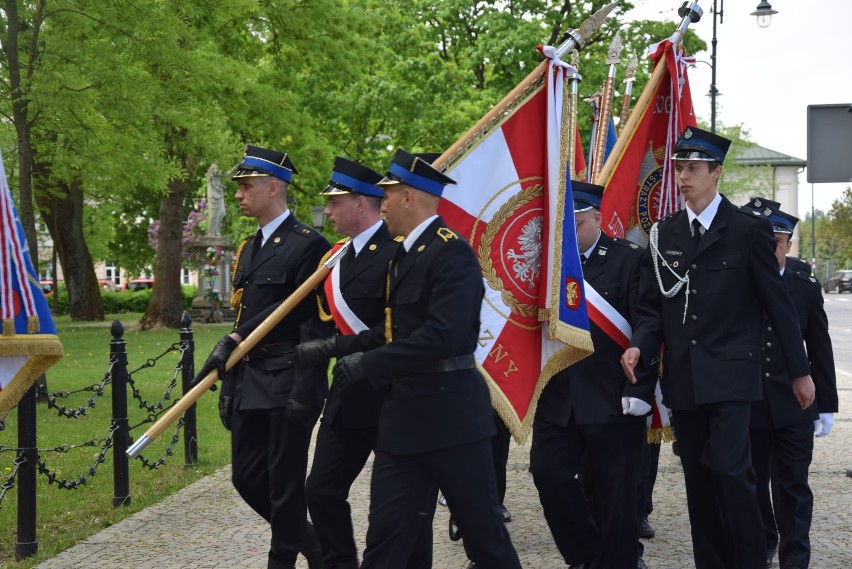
(35, 369, 852, 569)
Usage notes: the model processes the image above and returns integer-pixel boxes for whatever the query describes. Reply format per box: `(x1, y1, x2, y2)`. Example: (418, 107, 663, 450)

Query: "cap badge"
(684, 128, 693, 139)
(754, 198, 762, 207)
(764, 207, 772, 216)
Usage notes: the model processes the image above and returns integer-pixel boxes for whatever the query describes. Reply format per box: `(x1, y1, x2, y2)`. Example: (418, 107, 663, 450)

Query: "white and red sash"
(583, 280, 632, 349)
(323, 242, 368, 336)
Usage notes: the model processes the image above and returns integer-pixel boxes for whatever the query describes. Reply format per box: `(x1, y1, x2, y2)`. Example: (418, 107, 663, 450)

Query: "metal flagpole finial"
(606, 31, 623, 65)
(557, 1, 619, 59)
(624, 54, 639, 84)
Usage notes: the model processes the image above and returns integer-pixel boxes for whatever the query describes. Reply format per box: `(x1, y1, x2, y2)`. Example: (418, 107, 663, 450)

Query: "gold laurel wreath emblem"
(477, 183, 543, 320)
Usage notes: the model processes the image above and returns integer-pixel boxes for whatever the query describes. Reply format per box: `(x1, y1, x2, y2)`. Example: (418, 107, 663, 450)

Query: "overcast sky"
(623, 0, 852, 217)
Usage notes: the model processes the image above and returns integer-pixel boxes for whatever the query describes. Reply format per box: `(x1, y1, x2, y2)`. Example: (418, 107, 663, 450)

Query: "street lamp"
(751, 1, 778, 28)
(310, 204, 327, 231)
(707, 0, 778, 133)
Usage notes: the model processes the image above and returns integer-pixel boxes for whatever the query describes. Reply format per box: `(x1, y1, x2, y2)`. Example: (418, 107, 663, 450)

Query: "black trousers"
(530, 415, 643, 569)
(637, 437, 661, 557)
(362, 439, 521, 569)
(231, 407, 312, 566)
(750, 421, 814, 569)
(674, 403, 767, 569)
(305, 420, 432, 569)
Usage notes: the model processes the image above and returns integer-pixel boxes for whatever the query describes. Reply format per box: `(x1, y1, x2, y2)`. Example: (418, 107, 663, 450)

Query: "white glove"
(622, 397, 652, 416)
(814, 413, 834, 437)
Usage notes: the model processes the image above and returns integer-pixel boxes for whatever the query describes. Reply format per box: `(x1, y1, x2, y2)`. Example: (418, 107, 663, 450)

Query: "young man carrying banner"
(320, 148, 521, 569)
(531, 181, 654, 569)
(621, 127, 815, 569)
(191, 145, 330, 569)
(294, 157, 432, 569)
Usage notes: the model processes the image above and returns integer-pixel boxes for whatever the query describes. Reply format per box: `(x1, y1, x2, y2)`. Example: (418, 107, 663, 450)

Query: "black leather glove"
(218, 394, 234, 430)
(286, 398, 321, 428)
(294, 337, 337, 368)
(332, 352, 365, 390)
(190, 335, 238, 390)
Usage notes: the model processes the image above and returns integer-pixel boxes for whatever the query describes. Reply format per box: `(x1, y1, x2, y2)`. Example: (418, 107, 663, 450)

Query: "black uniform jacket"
(630, 195, 810, 410)
(337, 217, 495, 455)
(321, 223, 400, 430)
(537, 233, 656, 426)
(751, 266, 838, 429)
(231, 214, 331, 411)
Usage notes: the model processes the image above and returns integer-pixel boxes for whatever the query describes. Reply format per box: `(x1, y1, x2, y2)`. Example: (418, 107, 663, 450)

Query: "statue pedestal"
(191, 236, 233, 322)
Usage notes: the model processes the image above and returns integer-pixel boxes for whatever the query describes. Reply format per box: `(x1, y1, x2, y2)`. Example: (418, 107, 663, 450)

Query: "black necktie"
(250, 229, 263, 261)
(581, 254, 588, 265)
(692, 219, 703, 249)
(343, 243, 356, 270)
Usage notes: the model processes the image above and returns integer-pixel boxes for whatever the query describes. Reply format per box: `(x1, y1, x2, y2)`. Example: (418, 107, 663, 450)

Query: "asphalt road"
(823, 289, 852, 374)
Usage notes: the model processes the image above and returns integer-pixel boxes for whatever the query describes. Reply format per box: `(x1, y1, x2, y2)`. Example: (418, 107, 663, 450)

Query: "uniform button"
(691, 264, 697, 270)
(604, 291, 609, 296)
(691, 289, 698, 295)
(722, 261, 727, 266)
(767, 326, 772, 332)
(690, 340, 697, 346)
(765, 357, 771, 362)
(690, 314, 697, 321)
(765, 372, 770, 378)
(766, 342, 772, 347)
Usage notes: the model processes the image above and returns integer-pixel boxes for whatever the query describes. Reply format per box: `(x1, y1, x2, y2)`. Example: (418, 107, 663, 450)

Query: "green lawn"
(0, 315, 233, 567)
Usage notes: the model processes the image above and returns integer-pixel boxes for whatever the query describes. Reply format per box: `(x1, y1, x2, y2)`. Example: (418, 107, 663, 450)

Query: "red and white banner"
(438, 50, 593, 442)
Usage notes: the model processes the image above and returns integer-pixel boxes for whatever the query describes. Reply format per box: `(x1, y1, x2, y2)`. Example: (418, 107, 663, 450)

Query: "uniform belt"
(242, 340, 297, 362)
(412, 354, 476, 374)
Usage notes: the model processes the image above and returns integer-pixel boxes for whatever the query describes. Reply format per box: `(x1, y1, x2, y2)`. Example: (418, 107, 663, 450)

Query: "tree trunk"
(36, 179, 104, 321)
(3, 0, 47, 267)
(139, 176, 187, 329)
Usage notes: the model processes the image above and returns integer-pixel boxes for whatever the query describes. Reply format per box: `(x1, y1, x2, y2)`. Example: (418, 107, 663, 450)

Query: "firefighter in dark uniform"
(303, 149, 521, 569)
(621, 127, 816, 569)
(530, 182, 656, 569)
(191, 145, 330, 569)
(743, 198, 838, 569)
(293, 157, 431, 569)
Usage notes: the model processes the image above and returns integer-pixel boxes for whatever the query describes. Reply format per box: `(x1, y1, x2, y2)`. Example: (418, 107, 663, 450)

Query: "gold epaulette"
(230, 238, 249, 311)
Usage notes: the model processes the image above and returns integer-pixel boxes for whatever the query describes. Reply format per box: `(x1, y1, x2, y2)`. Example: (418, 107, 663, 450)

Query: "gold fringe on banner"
(0, 334, 64, 417)
(647, 426, 674, 444)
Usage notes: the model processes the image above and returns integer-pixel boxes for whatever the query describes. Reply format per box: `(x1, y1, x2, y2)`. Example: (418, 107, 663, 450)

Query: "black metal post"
(110, 320, 131, 506)
(15, 385, 38, 560)
(180, 311, 198, 466)
(811, 182, 817, 272)
(709, 0, 723, 133)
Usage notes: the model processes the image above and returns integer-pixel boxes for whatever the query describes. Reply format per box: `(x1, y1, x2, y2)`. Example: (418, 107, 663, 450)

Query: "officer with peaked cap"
(288, 156, 431, 569)
(301, 148, 521, 568)
(191, 144, 331, 569)
(621, 127, 816, 569)
(531, 181, 655, 569)
(743, 198, 838, 569)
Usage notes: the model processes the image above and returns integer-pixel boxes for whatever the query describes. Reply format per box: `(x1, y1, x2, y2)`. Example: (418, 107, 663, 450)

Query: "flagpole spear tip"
(556, 1, 619, 59)
(671, 1, 704, 45)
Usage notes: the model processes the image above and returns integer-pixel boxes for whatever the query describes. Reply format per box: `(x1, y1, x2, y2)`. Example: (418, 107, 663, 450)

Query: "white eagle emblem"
(506, 216, 542, 289)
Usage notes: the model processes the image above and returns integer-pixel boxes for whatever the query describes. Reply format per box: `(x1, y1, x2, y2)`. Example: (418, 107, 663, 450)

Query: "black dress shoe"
(449, 516, 462, 541)
(568, 564, 587, 569)
(500, 504, 512, 523)
(639, 517, 655, 539)
(466, 563, 478, 569)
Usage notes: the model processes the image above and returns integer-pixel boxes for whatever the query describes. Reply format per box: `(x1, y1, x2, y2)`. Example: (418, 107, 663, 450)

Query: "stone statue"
(206, 161, 226, 236)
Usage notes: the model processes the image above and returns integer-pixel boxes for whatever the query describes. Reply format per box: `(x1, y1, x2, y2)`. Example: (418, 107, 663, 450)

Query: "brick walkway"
(35, 369, 852, 568)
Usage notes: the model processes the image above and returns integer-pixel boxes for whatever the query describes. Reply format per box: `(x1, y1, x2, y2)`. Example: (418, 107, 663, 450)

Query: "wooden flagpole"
(127, 243, 350, 459)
